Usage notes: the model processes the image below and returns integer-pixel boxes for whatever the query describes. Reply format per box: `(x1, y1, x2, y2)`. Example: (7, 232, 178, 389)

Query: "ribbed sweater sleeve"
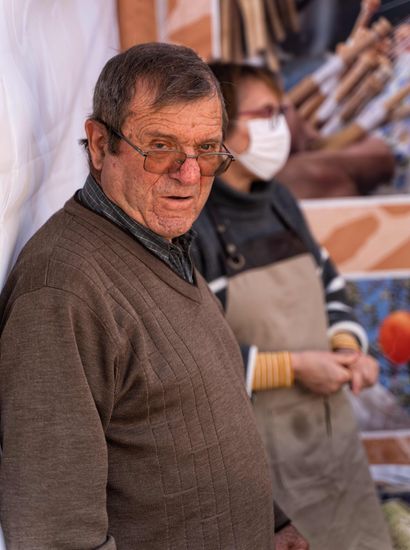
(0, 288, 117, 549)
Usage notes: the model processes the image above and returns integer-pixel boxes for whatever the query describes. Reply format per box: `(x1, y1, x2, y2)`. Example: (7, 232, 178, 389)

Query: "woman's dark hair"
(82, 42, 227, 155)
(208, 62, 282, 135)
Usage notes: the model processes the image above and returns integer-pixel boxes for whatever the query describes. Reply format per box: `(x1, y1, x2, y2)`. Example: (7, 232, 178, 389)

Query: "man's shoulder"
(1, 200, 113, 307)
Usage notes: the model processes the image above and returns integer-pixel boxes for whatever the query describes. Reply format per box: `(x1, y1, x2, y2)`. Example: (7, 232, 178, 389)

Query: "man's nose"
(174, 157, 201, 185)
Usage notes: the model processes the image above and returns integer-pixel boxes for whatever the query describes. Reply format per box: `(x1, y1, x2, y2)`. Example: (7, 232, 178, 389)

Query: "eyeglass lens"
(144, 151, 232, 176)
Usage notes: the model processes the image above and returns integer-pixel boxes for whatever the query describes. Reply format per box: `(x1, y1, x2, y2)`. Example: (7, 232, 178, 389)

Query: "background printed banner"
(303, 196, 410, 497)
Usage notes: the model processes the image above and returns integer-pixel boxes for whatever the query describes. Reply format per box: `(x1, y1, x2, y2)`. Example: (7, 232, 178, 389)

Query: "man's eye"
(200, 143, 218, 152)
(151, 142, 176, 151)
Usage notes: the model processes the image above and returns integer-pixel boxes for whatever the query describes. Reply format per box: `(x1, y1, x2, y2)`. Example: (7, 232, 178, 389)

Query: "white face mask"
(234, 114, 291, 181)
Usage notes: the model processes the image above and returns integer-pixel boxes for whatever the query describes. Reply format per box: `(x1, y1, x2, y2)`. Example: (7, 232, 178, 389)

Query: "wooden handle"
(264, 0, 286, 42)
(334, 51, 378, 102)
(287, 77, 319, 107)
(340, 74, 385, 122)
(231, 0, 246, 61)
(220, 0, 232, 60)
(327, 82, 409, 146)
(237, 0, 258, 56)
(384, 83, 410, 112)
(221, 0, 246, 62)
(238, 0, 269, 55)
(298, 92, 326, 120)
(255, 0, 280, 70)
(350, 0, 381, 39)
(321, 123, 367, 150)
(253, 0, 269, 51)
(265, 47, 280, 72)
(340, 17, 392, 65)
(389, 104, 410, 122)
(282, 0, 300, 33)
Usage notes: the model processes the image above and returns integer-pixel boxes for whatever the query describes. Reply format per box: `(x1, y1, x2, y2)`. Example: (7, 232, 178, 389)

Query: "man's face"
(87, 92, 223, 241)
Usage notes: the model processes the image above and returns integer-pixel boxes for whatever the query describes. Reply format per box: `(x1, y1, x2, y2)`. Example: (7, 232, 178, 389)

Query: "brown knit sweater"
(0, 197, 274, 549)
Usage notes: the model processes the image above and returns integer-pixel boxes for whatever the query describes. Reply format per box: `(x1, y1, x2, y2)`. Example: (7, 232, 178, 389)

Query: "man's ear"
(85, 119, 108, 171)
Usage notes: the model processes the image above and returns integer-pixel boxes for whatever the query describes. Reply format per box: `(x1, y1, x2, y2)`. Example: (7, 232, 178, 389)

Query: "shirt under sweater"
(78, 173, 194, 282)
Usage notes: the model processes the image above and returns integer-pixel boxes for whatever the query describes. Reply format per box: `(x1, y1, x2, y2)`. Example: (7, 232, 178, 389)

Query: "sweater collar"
(77, 173, 194, 283)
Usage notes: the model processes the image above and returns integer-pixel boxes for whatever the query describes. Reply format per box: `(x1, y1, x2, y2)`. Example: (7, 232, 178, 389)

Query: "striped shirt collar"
(77, 174, 194, 283)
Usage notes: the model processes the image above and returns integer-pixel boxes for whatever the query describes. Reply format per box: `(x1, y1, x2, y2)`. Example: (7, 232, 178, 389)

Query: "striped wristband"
(331, 332, 361, 352)
(253, 352, 294, 390)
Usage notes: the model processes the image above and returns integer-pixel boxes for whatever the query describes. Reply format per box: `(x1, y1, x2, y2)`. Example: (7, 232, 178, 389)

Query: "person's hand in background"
(340, 351, 379, 395)
(275, 524, 310, 549)
(290, 350, 358, 394)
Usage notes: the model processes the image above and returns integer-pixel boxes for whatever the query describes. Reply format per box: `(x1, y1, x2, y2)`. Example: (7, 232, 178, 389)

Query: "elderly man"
(0, 43, 308, 549)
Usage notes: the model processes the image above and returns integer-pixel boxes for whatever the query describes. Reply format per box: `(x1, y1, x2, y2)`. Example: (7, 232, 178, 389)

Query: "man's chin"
(153, 216, 194, 241)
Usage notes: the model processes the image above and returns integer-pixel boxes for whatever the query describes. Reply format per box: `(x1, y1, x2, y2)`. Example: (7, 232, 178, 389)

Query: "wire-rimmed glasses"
(99, 120, 235, 177)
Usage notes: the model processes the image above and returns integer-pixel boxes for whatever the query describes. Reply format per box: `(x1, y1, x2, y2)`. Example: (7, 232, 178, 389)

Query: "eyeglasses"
(99, 121, 235, 177)
(237, 104, 288, 126)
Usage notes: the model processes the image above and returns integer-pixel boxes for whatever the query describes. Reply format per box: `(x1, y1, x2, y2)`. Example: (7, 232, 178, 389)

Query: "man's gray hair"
(82, 42, 227, 155)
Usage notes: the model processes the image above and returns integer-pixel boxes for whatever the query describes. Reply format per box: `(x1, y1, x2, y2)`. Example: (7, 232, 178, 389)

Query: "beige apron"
(226, 253, 392, 550)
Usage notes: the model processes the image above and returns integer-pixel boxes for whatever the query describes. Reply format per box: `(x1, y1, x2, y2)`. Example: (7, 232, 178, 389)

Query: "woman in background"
(192, 62, 392, 550)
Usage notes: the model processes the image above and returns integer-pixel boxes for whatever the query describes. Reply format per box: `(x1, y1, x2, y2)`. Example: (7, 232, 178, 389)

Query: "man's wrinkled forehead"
(124, 88, 222, 133)
(122, 77, 226, 135)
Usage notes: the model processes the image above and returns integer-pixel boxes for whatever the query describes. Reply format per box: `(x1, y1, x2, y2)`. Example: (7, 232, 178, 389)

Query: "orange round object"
(379, 310, 410, 364)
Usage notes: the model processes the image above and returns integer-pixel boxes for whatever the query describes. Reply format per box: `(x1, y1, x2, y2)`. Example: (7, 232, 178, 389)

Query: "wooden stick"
(340, 17, 393, 65)
(288, 17, 391, 107)
(321, 83, 410, 149)
(253, 0, 269, 52)
(298, 76, 338, 120)
(321, 123, 367, 150)
(220, 0, 233, 60)
(339, 63, 392, 122)
(384, 82, 410, 111)
(319, 60, 390, 136)
(231, 0, 246, 62)
(389, 103, 410, 122)
(263, 0, 286, 43)
(350, 0, 381, 39)
(334, 50, 379, 102)
(238, 0, 267, 56)
(288, 55, 345, 106)
(299, 92, 327, 120)
(287, 76, 319, 107)
(255, 0, 280, 70)
(288, 0, 300, 33)
(237, 0, 257, 57)
(280, 0, 300, 33)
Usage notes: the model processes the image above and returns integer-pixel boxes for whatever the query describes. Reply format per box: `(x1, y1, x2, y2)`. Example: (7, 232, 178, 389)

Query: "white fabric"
(327, 321, 369, 353)
(245, 345, 258, 397)
(0, 0, 119, 290)
(209, 275, 228, 294)
(315, 95, 338, 124)
(321, 113, 342, 137)
(325, 301, 353, 313)
(234, 115, 291, 181)
(0, 3, 119, 546)
(320, 246, 329, 261)
(318, 74, 338, 96)
(357, 99, 388, 132)
(326, 274, 346, 293)
(311, 55, 345, 85)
